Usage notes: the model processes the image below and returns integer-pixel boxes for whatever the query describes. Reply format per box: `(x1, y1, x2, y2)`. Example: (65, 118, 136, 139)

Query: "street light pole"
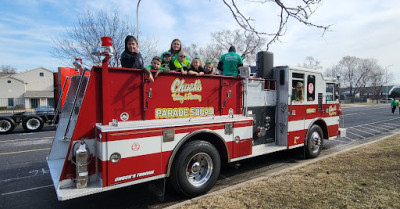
(385, 65, 393, 102)
(136, 0, 142, 42)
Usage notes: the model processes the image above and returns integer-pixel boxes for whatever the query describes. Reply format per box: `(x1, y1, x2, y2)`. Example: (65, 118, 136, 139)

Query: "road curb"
(166, 131, 400, 209)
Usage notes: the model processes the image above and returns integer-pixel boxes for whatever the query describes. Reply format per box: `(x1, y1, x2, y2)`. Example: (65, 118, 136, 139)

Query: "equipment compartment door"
(105, 129, 162, 186)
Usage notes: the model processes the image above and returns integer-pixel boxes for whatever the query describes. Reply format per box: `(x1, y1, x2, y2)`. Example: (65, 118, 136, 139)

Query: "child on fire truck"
(121, 35, 155, 82)
(170, 51, 190, 74)
(204, 61, 215, 75)
(121, 35, 144, 69)
(188, 57, 205, 76)
(145, 56, 170, 79)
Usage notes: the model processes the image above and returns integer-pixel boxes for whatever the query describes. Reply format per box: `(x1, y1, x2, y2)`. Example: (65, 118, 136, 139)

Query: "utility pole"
(385, 65, 393, 102)
(136, 0, 142, 42)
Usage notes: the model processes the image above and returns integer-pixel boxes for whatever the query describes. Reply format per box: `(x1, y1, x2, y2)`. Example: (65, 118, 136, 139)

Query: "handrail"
(63, 68, 91, 140)
(51, 76, 70, 126)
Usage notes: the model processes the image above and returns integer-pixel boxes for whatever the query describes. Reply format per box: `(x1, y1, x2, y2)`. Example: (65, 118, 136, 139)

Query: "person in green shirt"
(144, 56, 168, 82)
(391, 98, 398, 114)
(292, 82, 304, 103)
(217, 46, 243, 77)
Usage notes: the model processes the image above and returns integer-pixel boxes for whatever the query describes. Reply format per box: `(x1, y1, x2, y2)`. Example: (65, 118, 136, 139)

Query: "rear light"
(338, 109, 343, 115)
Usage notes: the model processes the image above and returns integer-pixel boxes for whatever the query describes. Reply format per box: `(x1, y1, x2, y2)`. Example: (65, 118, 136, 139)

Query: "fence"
(0, 98, 55, 115)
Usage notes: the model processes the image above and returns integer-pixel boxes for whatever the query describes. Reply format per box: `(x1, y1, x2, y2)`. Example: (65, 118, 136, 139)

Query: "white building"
(0, 67, 54, 109)
(0, 76, 26, 108)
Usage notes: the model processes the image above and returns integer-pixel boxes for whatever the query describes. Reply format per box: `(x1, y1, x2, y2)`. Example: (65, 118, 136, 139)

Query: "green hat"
(296, 82, 303, 88)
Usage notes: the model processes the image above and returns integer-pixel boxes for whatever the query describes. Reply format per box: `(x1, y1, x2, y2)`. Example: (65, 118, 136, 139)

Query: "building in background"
(0, 67, 54, 109)
(0, 76, 26, 108)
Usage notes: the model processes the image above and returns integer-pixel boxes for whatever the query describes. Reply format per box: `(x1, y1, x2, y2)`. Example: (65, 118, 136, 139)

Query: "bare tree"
(211, 29, 266, 63)
(360, 59, 385, 101)
(299, 56, 322, 70)
(0, 65, 17, 73)
(336, 56, 360, 97)
(182, 43, 224, 68)
(52, 10, 157, 68)
(222, 0, 330, 50)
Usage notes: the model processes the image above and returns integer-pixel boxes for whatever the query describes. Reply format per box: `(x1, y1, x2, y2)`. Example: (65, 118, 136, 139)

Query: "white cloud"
(1, 0, 400, 83)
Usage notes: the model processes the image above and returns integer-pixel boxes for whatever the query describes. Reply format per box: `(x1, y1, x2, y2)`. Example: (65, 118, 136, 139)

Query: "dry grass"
(179, 136, 400, 209)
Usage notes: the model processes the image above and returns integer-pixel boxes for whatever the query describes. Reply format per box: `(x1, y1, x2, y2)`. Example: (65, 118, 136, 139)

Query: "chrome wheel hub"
(186, 153, 213, 187)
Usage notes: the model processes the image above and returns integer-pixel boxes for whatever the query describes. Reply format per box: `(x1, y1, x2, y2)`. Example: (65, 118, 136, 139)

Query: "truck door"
(273, 67, 289, 146)
(288, 72, 306, 147)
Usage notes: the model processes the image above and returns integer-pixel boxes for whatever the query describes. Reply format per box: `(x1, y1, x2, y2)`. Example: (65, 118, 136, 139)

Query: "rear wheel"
(170, 140, 221, 197)
(0, 118, 16, 134)
(305, 125, 324, 158)
(22, 116, 44, 132)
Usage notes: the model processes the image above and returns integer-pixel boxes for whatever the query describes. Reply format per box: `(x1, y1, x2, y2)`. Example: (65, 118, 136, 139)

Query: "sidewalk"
(169, 134, 400, 209)
(341, 103, 387, 108)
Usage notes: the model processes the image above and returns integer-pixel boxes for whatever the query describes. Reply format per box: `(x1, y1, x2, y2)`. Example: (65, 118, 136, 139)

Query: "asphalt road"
(1, 104, 399, 209)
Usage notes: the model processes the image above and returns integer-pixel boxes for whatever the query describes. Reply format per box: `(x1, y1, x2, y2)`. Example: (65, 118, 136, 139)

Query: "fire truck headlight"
(110, 152, 121, 163)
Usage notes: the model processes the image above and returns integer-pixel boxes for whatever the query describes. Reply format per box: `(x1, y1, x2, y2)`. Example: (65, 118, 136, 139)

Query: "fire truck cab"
(47, 43, 344, 201)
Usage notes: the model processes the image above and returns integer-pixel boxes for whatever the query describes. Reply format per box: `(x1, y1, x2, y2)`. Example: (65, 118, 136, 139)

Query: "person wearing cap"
(121, 35, 144, 69)
(204, 61, 215, 75)
(161, 51, 172, 68)
(292, 82, 304, 102)
(217, 46, 243, 77)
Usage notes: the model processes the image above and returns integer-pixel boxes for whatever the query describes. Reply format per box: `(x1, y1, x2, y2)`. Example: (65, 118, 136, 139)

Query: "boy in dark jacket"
(121, 35, 144, 69)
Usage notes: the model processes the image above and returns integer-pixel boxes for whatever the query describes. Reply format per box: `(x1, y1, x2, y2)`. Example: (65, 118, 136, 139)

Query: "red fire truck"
(47, 37, 345, 201)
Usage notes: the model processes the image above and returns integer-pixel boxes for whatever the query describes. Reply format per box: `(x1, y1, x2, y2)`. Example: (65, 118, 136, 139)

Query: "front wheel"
(170, 140, 221, 197)
(305, 125, 324, 159)
(22, 116, 44, 132)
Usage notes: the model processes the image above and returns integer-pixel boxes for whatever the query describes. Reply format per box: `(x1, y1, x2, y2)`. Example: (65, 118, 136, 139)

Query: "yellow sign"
(328, 105, 337, 116)
(155, 107, 214, 119)
(306, 108, 316, 114)
(171, 78, 202, 104)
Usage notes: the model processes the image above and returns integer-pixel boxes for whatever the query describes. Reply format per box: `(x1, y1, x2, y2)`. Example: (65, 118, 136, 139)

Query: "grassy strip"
(179, 136, 400, 209)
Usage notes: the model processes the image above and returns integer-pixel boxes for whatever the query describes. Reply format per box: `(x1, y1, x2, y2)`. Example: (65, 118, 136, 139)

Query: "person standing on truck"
(217, 46, 243, 77)
(121, 35, 144, 69)
(161, 39, 189, 63)
(391, 98, 397, 114)
(121, 35, 154, 82)
(170, 51, 190, 74)
(292, 82, 304, 103)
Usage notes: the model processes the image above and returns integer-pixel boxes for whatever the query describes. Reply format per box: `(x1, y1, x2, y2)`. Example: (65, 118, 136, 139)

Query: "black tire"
(305, 125, 324, 159)
(0, 118, 16, 134)
(22, 116, 44, 132)
(170, 140, 221, 197)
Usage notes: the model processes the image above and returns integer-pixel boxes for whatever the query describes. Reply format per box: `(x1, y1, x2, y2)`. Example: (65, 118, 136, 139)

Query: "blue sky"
(1, 0, 400, 83)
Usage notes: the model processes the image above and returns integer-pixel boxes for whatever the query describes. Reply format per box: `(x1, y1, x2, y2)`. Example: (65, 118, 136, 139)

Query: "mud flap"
(147, 178, 166, 201)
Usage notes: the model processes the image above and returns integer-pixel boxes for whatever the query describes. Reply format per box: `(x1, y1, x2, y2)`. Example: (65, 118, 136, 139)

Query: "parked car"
(35, 106, 55, 113)
(379, 98, 393, 103)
